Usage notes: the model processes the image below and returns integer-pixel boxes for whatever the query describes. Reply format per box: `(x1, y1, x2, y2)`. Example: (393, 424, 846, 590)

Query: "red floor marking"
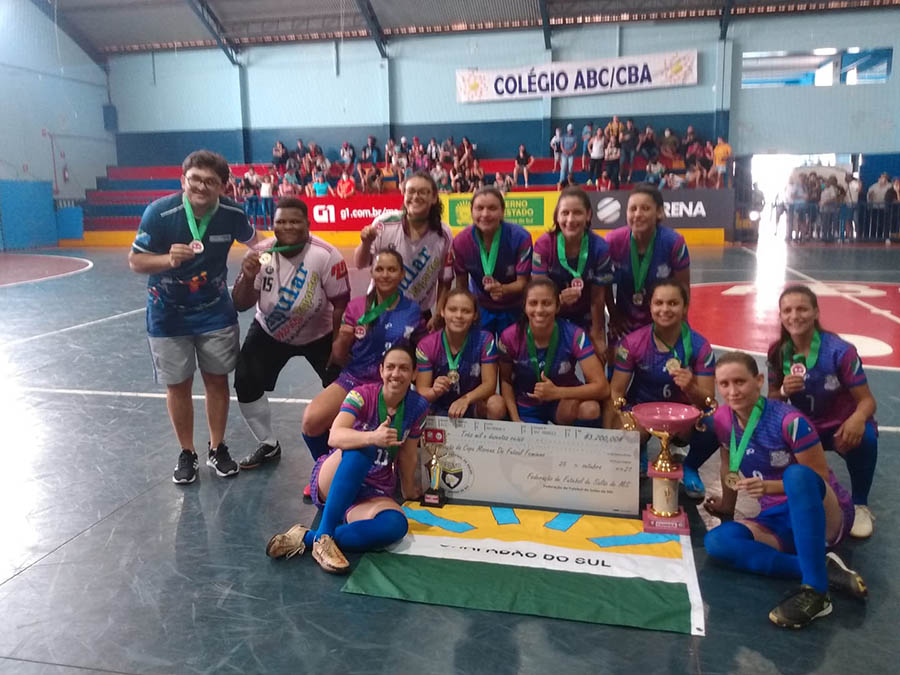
(0, 254, 92, 287)
(690, 282, 900, 369)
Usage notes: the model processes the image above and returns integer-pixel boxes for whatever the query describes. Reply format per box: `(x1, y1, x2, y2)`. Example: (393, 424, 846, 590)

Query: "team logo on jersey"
(616, 346, 629, 364)
(657, 263, 670, 278)
(345, 389, 365, 411)
(533, 252, 542, 267)
(770, 450, 791, 468)
(415, 347, 428, 365)
(558, 362, 572, 375)
(824, 374, 840, 391)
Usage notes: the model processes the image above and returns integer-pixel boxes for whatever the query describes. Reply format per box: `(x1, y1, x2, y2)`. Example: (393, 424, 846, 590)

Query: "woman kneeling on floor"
(266, 345, 427, 573)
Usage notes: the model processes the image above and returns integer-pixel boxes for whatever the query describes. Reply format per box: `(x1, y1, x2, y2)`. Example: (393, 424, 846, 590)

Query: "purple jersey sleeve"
(571, 326, 595, 361)
(342, 296, 363, 327)
(340, 388, 367, 418)
(590, 234, 614, 286)
(415, 331, 441, 373)
(532, 234, 551, 276)
(782, 412, 820, 453)
(669, 230, 690, 271)
(514, 229, 533, 277)
(692, 332, 716, 377)
(613, 330, 642, 373)
(838, 344, 867, 389)
(480, 330, 499, 363)
(451, 230, 473, 276)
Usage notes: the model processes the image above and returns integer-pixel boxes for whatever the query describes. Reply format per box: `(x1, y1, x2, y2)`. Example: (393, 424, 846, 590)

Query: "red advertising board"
(300, 193, 404, 231)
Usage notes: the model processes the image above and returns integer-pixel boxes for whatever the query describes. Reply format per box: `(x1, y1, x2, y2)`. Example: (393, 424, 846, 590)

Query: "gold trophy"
(614, 397, 718, 534)
(421, 428, 447, 507)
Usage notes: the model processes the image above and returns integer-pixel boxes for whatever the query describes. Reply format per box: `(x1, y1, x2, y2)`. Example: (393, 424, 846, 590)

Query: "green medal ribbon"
(653, 321, 693, 368)
(442, 330, 469, 373)
(556, 232, 589, 280)
(729, 397, 765, 473)
(183, 193, 215, 243)
(377, 388, 406, 459)
(629, 228, 657, 296)
(782, 330, 821, 375)
(268, 239, 307, 256)
(476, 228, 501, 279)
(358, 291, 399, 326)
(526, 322, 560, 380)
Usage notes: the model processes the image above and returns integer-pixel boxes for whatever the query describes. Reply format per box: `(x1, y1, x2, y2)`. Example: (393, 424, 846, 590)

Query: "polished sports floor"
(1, 236, 898, 674)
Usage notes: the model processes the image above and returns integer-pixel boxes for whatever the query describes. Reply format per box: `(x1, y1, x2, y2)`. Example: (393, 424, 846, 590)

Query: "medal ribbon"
(729, 397, 765, 474)
(653, 322, 693, 368)
(377, 389, 406, 459)
(629, 228, 657, 295)
(442, 330, 469, 373)
(556, 232, 589, 280)
(268, 239, 307, 256)
(183, 193, 215, 243)
(476, 228, 501, 279)
(782, 330, 821, 375)
(358, 291, 399, 326)
(526, 323, 560, 380)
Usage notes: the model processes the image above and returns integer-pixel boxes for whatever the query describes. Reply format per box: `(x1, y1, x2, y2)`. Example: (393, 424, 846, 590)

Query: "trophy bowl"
(630, 402, 702, 436)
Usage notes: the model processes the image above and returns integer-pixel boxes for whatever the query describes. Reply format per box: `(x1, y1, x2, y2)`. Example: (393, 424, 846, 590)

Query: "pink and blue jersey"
(341, 295, 423, 384)
(452, 222, 532, 311)
(416, 329, 498, 414)
(337, 383, 429, 494)
(712, 399, 852, 515)
(614, 324, 715, 405)
(767, 332, 871, 436)
(532, 231, 613, 327)
(498, 320, 595, 407)
(606, 225, 690, 334)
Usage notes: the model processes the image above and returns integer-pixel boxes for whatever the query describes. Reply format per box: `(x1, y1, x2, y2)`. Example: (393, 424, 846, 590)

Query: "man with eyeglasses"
(129, 150, 256, 485)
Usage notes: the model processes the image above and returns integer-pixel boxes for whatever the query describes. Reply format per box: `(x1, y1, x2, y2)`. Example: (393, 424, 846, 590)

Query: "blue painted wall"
(0, 181, 56, 250)
(0, 0, 116, 198)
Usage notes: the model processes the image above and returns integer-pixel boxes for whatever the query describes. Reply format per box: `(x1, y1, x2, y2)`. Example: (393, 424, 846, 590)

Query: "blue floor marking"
(402, 506, 475, 533)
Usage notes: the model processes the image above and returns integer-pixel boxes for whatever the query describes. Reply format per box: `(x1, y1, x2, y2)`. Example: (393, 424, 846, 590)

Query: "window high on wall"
(741, 48, 893, 88)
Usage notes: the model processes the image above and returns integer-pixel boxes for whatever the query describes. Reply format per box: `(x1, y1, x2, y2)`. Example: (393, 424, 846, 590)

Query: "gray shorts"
(148, 324, 240, 385)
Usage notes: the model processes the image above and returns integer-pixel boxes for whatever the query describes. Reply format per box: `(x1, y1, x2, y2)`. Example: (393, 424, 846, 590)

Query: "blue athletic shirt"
(132, 193, 255, 337)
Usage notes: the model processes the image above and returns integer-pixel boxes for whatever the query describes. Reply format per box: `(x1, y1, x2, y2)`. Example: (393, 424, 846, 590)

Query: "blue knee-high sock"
(314, 447, 376, 540)
(782, 464, 828, 593)
(841, 422, 878, 505)
(302, 432, 330, 460)
(705, 521, 802, 580)
(684, 422, 719, 470)
(333, 510, 409, 552)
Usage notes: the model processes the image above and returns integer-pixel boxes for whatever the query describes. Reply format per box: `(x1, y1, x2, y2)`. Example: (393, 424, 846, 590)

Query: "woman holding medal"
(415, 289, 499, 418)
(703, 351, 865, 629)
(605, 184, 690, 360)
(267, 345, 428, 573)
(607, 280, 718, 494)
(496, 278, 608, 425)
(532, 186, 613, 359)
(231, 198, 350, 470)
(300, 248, 424, 464)
(452, 187, 533, 335)
(766, 286, 878, 538)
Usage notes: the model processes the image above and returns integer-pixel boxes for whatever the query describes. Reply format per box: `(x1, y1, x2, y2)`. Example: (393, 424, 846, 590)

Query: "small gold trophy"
(614, 397, 717, 534)
(421, 428, 447, 507)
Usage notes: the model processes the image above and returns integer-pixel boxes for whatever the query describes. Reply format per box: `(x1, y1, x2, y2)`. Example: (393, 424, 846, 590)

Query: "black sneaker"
(207, 442, 239, 477)
(826, 552, 868, 601)
(239, 441, 282, 469)
(768, 585, 832, 629)
(173, 450, 198, 484)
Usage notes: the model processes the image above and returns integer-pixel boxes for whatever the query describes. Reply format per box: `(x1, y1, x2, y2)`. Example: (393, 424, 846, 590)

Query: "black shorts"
(234, 320, 340, 402)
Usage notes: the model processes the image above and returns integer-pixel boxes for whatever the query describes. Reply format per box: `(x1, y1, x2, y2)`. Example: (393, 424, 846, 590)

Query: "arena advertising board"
(417, 416, 640, 516)
(589, 188, 735, 236)
(445, 193, 547, 228)
(456, 50, 697, 103)
(303, 193, 403, 230)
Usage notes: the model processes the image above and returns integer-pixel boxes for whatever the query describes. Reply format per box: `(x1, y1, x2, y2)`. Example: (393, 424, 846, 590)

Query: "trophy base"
(421, 489, 447, 508)
(642, 505, 690, 534)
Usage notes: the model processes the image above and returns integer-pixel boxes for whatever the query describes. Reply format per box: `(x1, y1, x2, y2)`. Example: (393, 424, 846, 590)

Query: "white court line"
(3, 308, 146, 347)
(0, 255, 94, 289)
(18, 386, 312, 405)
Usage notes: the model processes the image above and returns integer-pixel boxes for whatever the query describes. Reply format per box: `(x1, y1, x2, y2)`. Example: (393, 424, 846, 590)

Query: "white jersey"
(254, 235, 350, 346)
(368, 211, 453, 312)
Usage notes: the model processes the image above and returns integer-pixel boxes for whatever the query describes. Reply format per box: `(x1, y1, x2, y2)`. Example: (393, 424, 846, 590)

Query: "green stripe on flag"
(342, 553, 693, 634)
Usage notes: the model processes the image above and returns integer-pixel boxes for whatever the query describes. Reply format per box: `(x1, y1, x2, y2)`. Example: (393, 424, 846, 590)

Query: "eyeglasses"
(185, 174, 222, 189)
(405, 188, 433, 198)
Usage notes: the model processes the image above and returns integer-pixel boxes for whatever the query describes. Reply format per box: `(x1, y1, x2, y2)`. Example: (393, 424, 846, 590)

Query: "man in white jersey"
(232, 197, 351, 469)
(353, 171, 453, 331)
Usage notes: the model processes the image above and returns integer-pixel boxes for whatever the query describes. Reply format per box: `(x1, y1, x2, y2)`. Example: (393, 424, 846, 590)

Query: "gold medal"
(447, 370, 460, 384)
(665, 357, 681, 374)
(724, 471, 740, 490)
(258, 251, 273, 265)
(632, 291, 644, 305)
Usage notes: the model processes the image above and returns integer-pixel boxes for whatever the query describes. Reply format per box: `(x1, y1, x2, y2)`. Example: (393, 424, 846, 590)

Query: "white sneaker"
(850, 505, 874, 539)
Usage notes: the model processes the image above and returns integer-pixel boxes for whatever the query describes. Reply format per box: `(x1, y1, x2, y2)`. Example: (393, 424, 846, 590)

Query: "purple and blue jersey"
(768, 332, 871, 436)
(614, 323, 715, 405)
(713, 399, 851, 514)
(498, 319, 595, 407)
(452, 221, 532, 311)
(341, 295, 423, 384)
(606, 225, 689, 335)
(416, 329, 497, 413)
(336, 383, 429, 495)
(532, 231, 613, 327)
(131, 193, 255, 337)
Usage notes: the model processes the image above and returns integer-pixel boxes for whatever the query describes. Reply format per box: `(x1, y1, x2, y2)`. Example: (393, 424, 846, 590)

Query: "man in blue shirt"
(560, 123, 577, 187)
(129, 150, 256, 484)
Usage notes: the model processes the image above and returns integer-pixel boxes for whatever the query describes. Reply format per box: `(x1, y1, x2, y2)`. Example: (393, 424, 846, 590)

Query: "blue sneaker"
(682, 465, 705, 499)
